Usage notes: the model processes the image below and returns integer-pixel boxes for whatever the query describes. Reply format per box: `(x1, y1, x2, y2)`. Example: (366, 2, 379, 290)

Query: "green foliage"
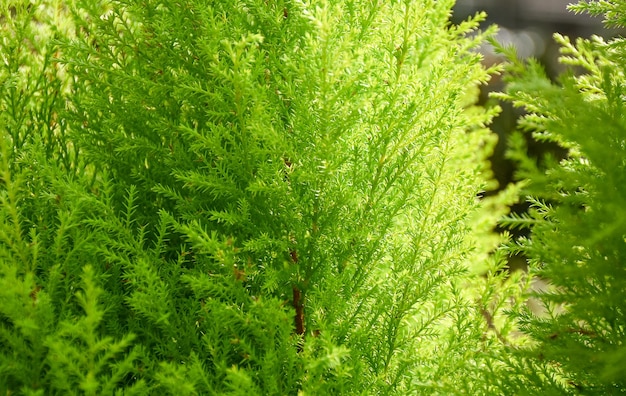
(497, 1, 626, 393)
(1, 0, 518, 394)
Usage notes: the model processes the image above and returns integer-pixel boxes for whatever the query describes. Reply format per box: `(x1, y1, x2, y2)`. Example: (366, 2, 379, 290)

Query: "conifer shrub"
(497, 1, 626, 393)
(1, 0, 520, 394)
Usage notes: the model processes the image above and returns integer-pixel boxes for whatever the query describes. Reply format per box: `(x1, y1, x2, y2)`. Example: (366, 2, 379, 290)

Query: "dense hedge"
(1, 0, 624, 394)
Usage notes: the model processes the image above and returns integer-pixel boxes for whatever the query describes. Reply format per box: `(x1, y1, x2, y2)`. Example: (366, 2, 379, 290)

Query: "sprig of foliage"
(1, 0, 518, 394)
(497, 1, 626, 393)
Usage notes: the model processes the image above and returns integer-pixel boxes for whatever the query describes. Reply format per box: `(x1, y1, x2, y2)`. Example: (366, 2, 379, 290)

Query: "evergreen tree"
(1, 0, 519, 394)
(498, 1, 626, 393)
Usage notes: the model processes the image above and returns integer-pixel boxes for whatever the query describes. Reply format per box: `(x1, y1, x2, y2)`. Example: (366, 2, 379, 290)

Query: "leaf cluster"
(0, 0, 516, 394)
(497, 1, 626, 393)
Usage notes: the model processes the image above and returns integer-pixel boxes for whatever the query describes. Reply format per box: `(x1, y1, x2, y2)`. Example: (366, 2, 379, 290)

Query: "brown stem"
(290, 248, 305, 342)
(292, 284, 305, 336)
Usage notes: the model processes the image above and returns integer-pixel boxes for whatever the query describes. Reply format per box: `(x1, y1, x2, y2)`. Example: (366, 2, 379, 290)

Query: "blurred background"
(454, 0, 608, 72)
(452, 0, 615, 192)
(451, 1, 621, 270)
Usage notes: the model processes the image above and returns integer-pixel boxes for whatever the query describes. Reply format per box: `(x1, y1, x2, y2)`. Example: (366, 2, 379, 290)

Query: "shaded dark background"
(453, 0, 612, 192)
(454, 0, 609, 78)
(451, 1, 620, 270)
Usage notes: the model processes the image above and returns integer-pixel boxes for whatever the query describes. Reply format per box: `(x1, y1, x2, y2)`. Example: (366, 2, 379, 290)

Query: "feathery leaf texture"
(497, 1, 626, 393)
(0, 0, 526, 394)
